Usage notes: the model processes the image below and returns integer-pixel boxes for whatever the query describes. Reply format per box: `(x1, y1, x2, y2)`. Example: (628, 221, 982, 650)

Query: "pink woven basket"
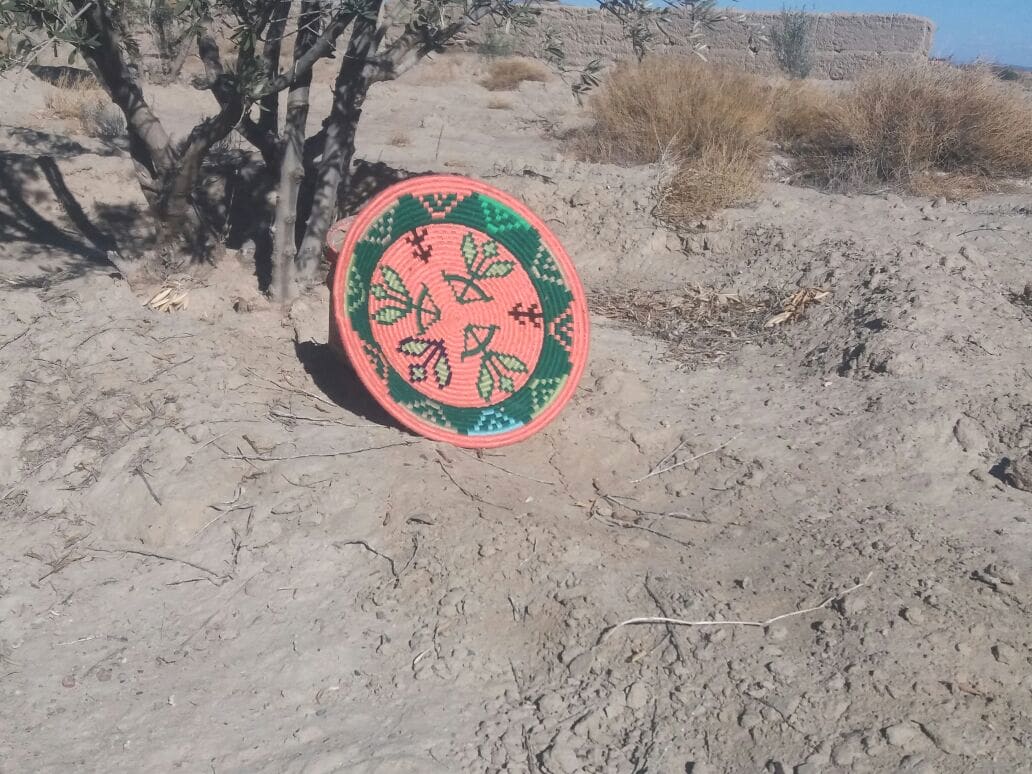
(330, 175, 589, 448)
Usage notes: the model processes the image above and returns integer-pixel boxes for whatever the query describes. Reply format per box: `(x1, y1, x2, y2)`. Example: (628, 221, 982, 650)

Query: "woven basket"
(329, 175, 589, 448)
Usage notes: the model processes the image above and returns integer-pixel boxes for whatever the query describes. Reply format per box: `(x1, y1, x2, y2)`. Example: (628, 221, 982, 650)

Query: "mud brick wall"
(465, 5, 936, 80)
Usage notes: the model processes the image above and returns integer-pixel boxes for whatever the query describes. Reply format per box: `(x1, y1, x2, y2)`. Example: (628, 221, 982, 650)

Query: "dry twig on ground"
(600, 572, 874, 645)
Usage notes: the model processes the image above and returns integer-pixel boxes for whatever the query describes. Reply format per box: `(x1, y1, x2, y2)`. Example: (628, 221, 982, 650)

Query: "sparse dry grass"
(44, 73, 102, 119)
(775, 62, 1032, 194)
(44, 73, 125, 138)
(577, 56, 774, 223)
(479, 56, 550, 91)
(407, 53, 470, 85)
(656, 142, 764, 224)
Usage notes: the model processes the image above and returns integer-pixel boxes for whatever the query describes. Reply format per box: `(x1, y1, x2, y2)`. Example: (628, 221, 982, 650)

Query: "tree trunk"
(257, 0, 292, 141)
(294, 5, 383, 280)
(269, 0, 320, 300)
(75, 0, 174, 180)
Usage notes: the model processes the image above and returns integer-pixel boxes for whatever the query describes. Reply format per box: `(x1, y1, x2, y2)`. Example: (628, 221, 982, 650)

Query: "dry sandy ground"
(1, 55, 1032, 773)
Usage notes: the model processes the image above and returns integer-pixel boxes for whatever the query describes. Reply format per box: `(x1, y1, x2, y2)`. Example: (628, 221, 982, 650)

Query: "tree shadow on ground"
(293, 339, 409, 435)
(4, 126, 125, 161)
(0, 153, 137, 284)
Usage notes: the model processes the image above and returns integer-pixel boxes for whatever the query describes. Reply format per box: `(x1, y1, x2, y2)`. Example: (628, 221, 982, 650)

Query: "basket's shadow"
(293, 340, 409, 434)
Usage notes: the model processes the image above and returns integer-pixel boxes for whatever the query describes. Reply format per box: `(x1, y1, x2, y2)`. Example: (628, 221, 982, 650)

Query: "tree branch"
(366, 2, 495, 84)
(257, 0, 293, 141)
(255, 11, 356, 98)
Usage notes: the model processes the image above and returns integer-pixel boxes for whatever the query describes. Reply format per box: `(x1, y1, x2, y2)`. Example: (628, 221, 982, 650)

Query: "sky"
(725, 0, 1032, 67)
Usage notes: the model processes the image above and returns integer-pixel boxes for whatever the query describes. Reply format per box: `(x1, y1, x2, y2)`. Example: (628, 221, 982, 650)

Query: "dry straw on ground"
(45, 72, 125, 138)
(576, 56, 773, 223)
(774, 62, 1032, 196)
(478, 56, 550, 91)
(592, 284, 778, 365)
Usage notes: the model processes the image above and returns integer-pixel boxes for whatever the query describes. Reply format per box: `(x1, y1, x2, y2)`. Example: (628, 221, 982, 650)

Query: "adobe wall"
(468, 5, 935, 80)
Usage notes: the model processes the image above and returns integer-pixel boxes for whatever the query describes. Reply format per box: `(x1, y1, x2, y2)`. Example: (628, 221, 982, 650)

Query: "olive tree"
(0, 0, 738, 299)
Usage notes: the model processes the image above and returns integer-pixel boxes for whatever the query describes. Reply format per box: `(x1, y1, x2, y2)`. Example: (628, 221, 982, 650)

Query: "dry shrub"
(44, 73, 101, 119)
(578, 56, 773, 222)
(479, 57, 550, 91)
(657, 142, 762, 223)
(44, 73, 125, 138)
(772, 81, 845, 153)
(776, 61, 1032, 193)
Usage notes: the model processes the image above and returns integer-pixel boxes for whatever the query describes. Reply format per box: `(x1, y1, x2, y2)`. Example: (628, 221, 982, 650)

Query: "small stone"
(985, 562, 1019, 586)
(61, 675, 76, 688)
(794, 764, 819, 774)
(739, 710, 762, 729)
(625, 681, 650, 710)
(836, 591, 867, 617)
(96, 668, 112, 682)
(826, 673, 846, 691)
(1000, 452, 1032, 492)
(767, 658, 798, 680)
(884, 721, 921, 749)
(952, 417, 986, 452)
(686, 763, 715, 774)
(901, 607, 925, 625)
(567, 651, 594, 678)
(991, 642, 1018, 665)
(832, 732, 864, 766)
(537, 692, 565, 716)
(541, 733, 581, 774)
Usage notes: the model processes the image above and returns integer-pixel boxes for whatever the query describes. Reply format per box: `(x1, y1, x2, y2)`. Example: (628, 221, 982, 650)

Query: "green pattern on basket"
(346, 192, 576, 437)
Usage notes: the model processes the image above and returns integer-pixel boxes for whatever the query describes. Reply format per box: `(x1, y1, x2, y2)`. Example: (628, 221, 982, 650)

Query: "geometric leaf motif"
(420, 193, 461, 220)
(443, 232, 512, 305)
(529, 243, 564, 285)
(364, 208, 396, 246)
(362, 341, 389, 382)
(526, 376, 565, 415)
(479, 197, 529, 236)
(347, 269, 367, 314)
(398, 336, 451, 389)
(461, 324, 526, 403)
(403, 398, 453, 429)
(469, 407, 522, 435)
(548, 307, 575, 352)
(370, 265, 440, 333)
(476, 361, 494, 401)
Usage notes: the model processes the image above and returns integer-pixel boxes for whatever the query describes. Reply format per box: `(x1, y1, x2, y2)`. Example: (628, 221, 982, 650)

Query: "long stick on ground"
(601, 572, 873, 643)
(631, 435, 738, 484)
